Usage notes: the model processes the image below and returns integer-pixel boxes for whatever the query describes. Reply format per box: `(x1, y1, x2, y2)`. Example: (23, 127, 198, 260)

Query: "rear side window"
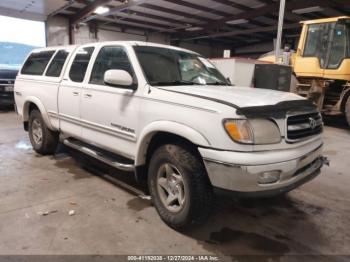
(21, 51, 55, 75)
(46, 50, 69, 77)
(90, 46, 135, 85)
(69, 47, 94, 82)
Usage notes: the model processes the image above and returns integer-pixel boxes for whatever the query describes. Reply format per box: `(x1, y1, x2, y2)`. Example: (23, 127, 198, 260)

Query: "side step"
(63, 139, 135, 172)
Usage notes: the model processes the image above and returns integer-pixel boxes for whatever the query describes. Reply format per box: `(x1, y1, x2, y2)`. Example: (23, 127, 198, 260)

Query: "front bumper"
(199, 140, 324, 197)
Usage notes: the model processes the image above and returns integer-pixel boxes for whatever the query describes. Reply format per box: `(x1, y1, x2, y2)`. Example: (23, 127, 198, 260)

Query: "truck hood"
(160, 85, 303, 108)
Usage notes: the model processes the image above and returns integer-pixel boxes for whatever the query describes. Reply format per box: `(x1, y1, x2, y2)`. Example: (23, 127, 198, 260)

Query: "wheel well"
(28, 103, 39, 114)
(340, 88, 350, 114)
(23, 102, 39, 131)
(136, 132, 201, 181)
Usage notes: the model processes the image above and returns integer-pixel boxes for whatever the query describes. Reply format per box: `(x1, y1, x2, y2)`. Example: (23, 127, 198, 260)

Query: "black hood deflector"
(237, 100, 317, 119)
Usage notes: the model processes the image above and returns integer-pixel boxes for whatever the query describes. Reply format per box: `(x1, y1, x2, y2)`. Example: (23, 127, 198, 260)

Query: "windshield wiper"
(150, 80, 196, 86)
(206, 82, 231, 86)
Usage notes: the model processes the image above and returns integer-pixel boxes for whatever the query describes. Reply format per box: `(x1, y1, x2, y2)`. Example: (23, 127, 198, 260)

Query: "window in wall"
(90, 46, 135, 86)
(21, 51, 55, 75)
(69, 47, 94, 82)
(46, 49, 69, 77)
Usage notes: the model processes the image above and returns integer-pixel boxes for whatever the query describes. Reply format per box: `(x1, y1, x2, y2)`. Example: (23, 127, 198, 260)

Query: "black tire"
(346, 96, 350, 127)
(28, 109, 58, 155)
(148, 143, 213, 229)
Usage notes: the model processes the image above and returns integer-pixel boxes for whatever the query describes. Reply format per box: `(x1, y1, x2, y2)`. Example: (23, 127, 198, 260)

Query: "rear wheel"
(148, 143, 213, 229)
(346, 96, 350, 127)
(28, 110, 58, 155)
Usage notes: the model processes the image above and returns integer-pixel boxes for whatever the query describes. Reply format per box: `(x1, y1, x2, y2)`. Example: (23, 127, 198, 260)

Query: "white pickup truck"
(14, 41, 325, 228)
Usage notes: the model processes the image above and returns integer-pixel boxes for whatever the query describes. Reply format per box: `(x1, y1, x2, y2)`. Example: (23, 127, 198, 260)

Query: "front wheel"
(346, 96, 350, 127)
(28, 110, 58, 155)
(148, 143, 213, 229)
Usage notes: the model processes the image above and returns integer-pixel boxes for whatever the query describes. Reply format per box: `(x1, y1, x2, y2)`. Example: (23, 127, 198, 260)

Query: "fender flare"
(135, 121, 211, 166)
(22, 97, 55, 130)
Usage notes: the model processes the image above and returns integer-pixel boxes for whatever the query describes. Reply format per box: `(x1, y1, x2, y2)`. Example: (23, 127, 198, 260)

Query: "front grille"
(0, 79, 14, 87)
(286, 112, 323, 142)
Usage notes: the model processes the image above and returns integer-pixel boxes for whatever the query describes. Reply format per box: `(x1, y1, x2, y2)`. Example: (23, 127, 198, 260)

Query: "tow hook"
(321, 156, 330, 166)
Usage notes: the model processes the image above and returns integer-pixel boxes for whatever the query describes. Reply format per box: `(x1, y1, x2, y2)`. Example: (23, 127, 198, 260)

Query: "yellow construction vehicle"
(259, 16, 350, 125)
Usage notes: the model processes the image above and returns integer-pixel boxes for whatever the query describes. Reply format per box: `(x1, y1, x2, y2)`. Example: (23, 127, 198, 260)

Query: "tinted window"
(46, 50, 69, 77)
(90, 46, 135, 85)
(303, 23, 334, 68)
(134, 46, 228, 86)
(69, 47, 94, 82)
(327, 21, 350, 69)
(21, 51, 55, 75)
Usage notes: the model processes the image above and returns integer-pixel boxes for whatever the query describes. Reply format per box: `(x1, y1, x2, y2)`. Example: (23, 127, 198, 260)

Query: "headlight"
(223, 119, 281, 144)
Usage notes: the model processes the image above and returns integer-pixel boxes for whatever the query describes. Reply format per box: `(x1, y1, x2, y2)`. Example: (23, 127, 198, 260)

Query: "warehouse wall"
(46, 16, 227, 57)
(178, 42, 226, 58)
(234, 41, 274, 58)
(46, 16, 70, 46)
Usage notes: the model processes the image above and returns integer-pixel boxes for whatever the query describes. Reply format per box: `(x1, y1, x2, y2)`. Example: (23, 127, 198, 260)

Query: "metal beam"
(48, 0, 76, 18)
(80, 0, 149, 23)
(161, 0, 231, 18)
(119, 10, 186, 27)
(275, 0, 286, 63)
(174, 0, 337, 39)
(141, 3, 212, 22)
(69, 2, 196, 28)
(71, 0, 112, 24)
(161, 0, 271, 28)
(183, 23, 300, 40)
(214, 0, 251, 11)
(97, 15, 174, 30)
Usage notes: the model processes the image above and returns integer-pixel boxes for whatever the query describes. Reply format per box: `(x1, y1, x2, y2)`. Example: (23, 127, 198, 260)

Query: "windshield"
(134, 46, 230, 86)
(303, 19, 350, 69)
(303, 22, 332, 67)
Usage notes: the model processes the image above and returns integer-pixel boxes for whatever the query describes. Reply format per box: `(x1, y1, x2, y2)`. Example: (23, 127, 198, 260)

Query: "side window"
(89, 46, 135, 86)
(303, 24, 323, 57)
(69, 47, 94, 83)
(21, 51, 55, 75)
(46, 50, 69, 77)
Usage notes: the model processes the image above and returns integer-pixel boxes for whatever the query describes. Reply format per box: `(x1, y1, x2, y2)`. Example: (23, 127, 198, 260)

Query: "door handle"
(84, 94, 92, 98)
(72, 91, 79, 96)
(15, 91, 22, 96)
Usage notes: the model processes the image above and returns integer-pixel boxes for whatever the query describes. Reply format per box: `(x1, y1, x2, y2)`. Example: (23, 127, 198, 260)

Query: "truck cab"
(294, 17, 350, 80)
(14, 41, 325, 229)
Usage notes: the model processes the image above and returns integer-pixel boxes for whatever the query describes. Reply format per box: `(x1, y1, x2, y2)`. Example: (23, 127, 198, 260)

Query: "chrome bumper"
(200, 142, 325, 196)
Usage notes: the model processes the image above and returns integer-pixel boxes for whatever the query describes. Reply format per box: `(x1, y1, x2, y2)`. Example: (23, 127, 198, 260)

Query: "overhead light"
(94, 6, 110, 15)
(185, 26, 203, 31)
(292, 6, 323, 14)
(226, 19, 249, 25)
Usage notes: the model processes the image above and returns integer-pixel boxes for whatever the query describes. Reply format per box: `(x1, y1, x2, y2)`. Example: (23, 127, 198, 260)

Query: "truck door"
(58, 46, 95, 138)
(294, 22, 333, 78)
(80, 44, 139, 159)
(323, 19, 350, 78)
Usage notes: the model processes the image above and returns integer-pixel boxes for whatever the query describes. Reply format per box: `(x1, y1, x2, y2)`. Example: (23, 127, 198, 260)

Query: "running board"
(63, 139, 135, 172)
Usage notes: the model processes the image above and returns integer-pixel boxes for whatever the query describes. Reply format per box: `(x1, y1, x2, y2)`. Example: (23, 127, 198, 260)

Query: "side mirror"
(104, 69, 134, 88)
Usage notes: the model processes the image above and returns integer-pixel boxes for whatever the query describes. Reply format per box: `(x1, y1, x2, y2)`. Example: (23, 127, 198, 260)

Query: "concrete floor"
(0, 111, 349, 259)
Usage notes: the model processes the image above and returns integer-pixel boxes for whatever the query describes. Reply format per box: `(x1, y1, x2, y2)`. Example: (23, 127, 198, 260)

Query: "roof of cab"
(29, 41, 199, 55)
(29, 44, 77, 54)
(300, 16, 350, 25)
